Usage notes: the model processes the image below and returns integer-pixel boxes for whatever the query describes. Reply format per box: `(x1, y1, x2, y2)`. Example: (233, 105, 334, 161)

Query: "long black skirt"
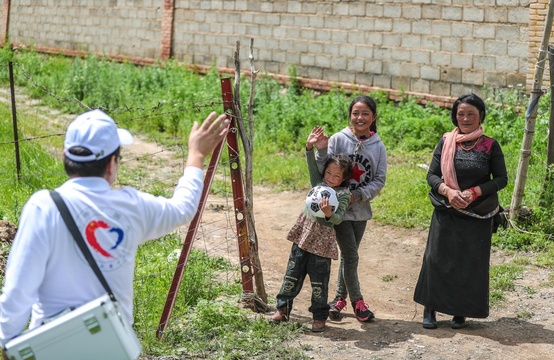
(413, 209, 493, 318)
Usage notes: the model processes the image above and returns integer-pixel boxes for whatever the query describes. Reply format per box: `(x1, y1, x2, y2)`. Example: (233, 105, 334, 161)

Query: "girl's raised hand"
(306, 126, 328, 150)
(315, 132, 328, 149)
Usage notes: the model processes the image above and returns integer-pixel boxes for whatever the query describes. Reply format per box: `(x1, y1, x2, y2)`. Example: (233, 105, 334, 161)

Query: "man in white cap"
(0, 109, 229, 348)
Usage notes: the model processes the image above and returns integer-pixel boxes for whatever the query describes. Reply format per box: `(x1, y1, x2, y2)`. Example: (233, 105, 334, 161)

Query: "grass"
(1, 48, 553, 356)
(161, 299, 308, 359)
(0, 106, 67, 222)
(489, 263, 524, 307)
(372, 151, 433, 227)
(380, 274, 397, 282)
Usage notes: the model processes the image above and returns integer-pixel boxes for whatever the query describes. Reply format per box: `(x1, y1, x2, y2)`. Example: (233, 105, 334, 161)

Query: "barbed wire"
(0, 133, 65, 145)
(16, 64, 91, 111)
(1, 61, 243, 279)
(11, 62, 243, 120)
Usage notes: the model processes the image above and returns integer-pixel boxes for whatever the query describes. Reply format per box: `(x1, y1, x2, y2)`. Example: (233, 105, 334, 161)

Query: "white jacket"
(0, 166, 203, 344)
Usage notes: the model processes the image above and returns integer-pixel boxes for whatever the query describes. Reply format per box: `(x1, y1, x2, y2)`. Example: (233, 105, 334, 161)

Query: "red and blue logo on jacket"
(86, 220, 124, 258)
(83, 219, 129, 270)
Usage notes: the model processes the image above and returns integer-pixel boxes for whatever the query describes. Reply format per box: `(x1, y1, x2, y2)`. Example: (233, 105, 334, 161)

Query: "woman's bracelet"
(470, 187, 478, 200)
(469, 187, 479, 201)
(440, 184, 448, 196)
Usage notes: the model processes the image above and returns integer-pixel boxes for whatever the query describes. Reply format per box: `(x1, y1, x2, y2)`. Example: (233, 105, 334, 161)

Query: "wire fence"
(0, 61, 245, 341)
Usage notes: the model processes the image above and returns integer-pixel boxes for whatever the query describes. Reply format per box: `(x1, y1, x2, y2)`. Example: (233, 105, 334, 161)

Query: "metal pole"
(156, 119, 229, 340)
(8, 61, 21, 182)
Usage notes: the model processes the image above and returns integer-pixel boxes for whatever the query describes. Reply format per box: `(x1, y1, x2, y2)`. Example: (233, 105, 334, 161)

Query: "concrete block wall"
(172, 0, 531, 101)
(0, 0, 547, 105)
(7, 0, 162, 60)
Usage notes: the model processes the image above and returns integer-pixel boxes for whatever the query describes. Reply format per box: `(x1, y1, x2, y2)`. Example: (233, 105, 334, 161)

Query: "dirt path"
(180, 183, 554, 360)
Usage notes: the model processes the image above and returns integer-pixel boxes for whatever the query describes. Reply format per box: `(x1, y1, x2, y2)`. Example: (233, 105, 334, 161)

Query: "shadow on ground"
(296, 315, 554, 351)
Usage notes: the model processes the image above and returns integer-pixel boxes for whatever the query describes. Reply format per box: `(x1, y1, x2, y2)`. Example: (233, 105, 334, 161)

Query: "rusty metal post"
(156, 117, 229, 340)
(220, 77, 254, 294)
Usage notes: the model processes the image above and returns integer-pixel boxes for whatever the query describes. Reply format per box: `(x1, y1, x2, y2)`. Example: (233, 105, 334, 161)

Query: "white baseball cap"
(64, 109, 134, 162)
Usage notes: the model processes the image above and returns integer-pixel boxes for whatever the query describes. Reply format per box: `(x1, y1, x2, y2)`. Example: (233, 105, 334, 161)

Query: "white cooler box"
(5, 294, 142, 360)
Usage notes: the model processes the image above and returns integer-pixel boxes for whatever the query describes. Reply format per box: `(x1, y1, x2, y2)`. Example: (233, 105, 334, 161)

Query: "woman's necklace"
(460, 136, 481, 151)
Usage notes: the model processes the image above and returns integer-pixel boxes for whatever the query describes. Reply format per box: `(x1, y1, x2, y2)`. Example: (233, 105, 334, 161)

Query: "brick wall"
(0, 0, 547, 106)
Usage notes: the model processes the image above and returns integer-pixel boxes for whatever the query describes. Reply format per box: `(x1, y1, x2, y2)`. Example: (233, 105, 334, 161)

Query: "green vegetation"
(380, 274, 397, 282)
(489, 263, 524, 306)
(0, 47, 553, 358)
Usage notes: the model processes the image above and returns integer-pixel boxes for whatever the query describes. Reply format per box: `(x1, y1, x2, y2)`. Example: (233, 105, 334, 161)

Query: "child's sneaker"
(354, 299, 375, 322)
(271, 307, 289, 323)
(329, 297, 347, 319)
(311, 319, 326, 332)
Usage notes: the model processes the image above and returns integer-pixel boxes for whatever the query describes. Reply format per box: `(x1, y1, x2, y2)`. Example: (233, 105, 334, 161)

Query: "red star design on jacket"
(350, 163, 365, 183)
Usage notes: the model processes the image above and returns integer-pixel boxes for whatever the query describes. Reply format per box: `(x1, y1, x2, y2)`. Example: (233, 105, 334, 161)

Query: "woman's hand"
(461, 190, 474, 204)
(445, 188, 470, 209)
(460, 186, 481, 206)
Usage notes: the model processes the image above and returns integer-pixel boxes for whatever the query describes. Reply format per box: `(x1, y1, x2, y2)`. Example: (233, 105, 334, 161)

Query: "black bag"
(428, 189, 450, 210)
(469, 192, 499, 216)
(492, 205, 507, 233)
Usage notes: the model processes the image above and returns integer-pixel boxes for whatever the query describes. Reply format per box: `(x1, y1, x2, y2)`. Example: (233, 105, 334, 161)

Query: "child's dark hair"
(324, 154, 353, 187)
(348, 95, 378, 133)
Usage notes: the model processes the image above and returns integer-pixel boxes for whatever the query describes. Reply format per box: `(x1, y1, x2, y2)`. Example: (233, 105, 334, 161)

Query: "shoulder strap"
(49, 190, 117, 302)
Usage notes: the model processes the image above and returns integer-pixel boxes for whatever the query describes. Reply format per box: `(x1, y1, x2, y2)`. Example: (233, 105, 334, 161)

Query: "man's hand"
(186, 112, 230, 168)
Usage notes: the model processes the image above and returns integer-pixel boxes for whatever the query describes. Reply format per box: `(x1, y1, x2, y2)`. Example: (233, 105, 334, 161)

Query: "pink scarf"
(440, 126, 484, 190)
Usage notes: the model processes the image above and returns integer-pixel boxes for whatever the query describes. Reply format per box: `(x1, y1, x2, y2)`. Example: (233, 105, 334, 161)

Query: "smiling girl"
(271, 126, 352, 332)
(315, 95, 388, 322)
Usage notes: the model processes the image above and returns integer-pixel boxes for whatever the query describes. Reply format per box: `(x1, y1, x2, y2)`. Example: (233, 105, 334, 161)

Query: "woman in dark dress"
(413, 93, 508, 329)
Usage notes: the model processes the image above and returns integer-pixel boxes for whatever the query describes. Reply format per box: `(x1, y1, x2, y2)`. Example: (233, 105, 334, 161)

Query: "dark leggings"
(276, 243, 331, 320)
(334, 220, 367, 303)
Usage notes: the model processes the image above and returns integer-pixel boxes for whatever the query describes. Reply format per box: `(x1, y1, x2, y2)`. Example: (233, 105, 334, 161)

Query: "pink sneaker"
(329, 297, 347, 319)
(354, 299, 375, 322)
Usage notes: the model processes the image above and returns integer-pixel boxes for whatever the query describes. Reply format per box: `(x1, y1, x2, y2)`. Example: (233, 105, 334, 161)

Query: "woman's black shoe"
(451, 316, 466, 329)
(422, 307, 437, 329)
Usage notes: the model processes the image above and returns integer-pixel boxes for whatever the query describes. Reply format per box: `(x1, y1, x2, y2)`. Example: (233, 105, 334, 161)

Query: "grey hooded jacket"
(315, 127, 387, 221)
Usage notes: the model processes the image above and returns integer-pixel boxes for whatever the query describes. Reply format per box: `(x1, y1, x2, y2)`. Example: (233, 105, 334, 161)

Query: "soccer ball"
(305, 185, 339, 218)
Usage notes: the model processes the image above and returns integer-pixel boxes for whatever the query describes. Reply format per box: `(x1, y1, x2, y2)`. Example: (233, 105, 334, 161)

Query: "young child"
(271, 126, 352, 332)
(315, 95, 387, 322)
